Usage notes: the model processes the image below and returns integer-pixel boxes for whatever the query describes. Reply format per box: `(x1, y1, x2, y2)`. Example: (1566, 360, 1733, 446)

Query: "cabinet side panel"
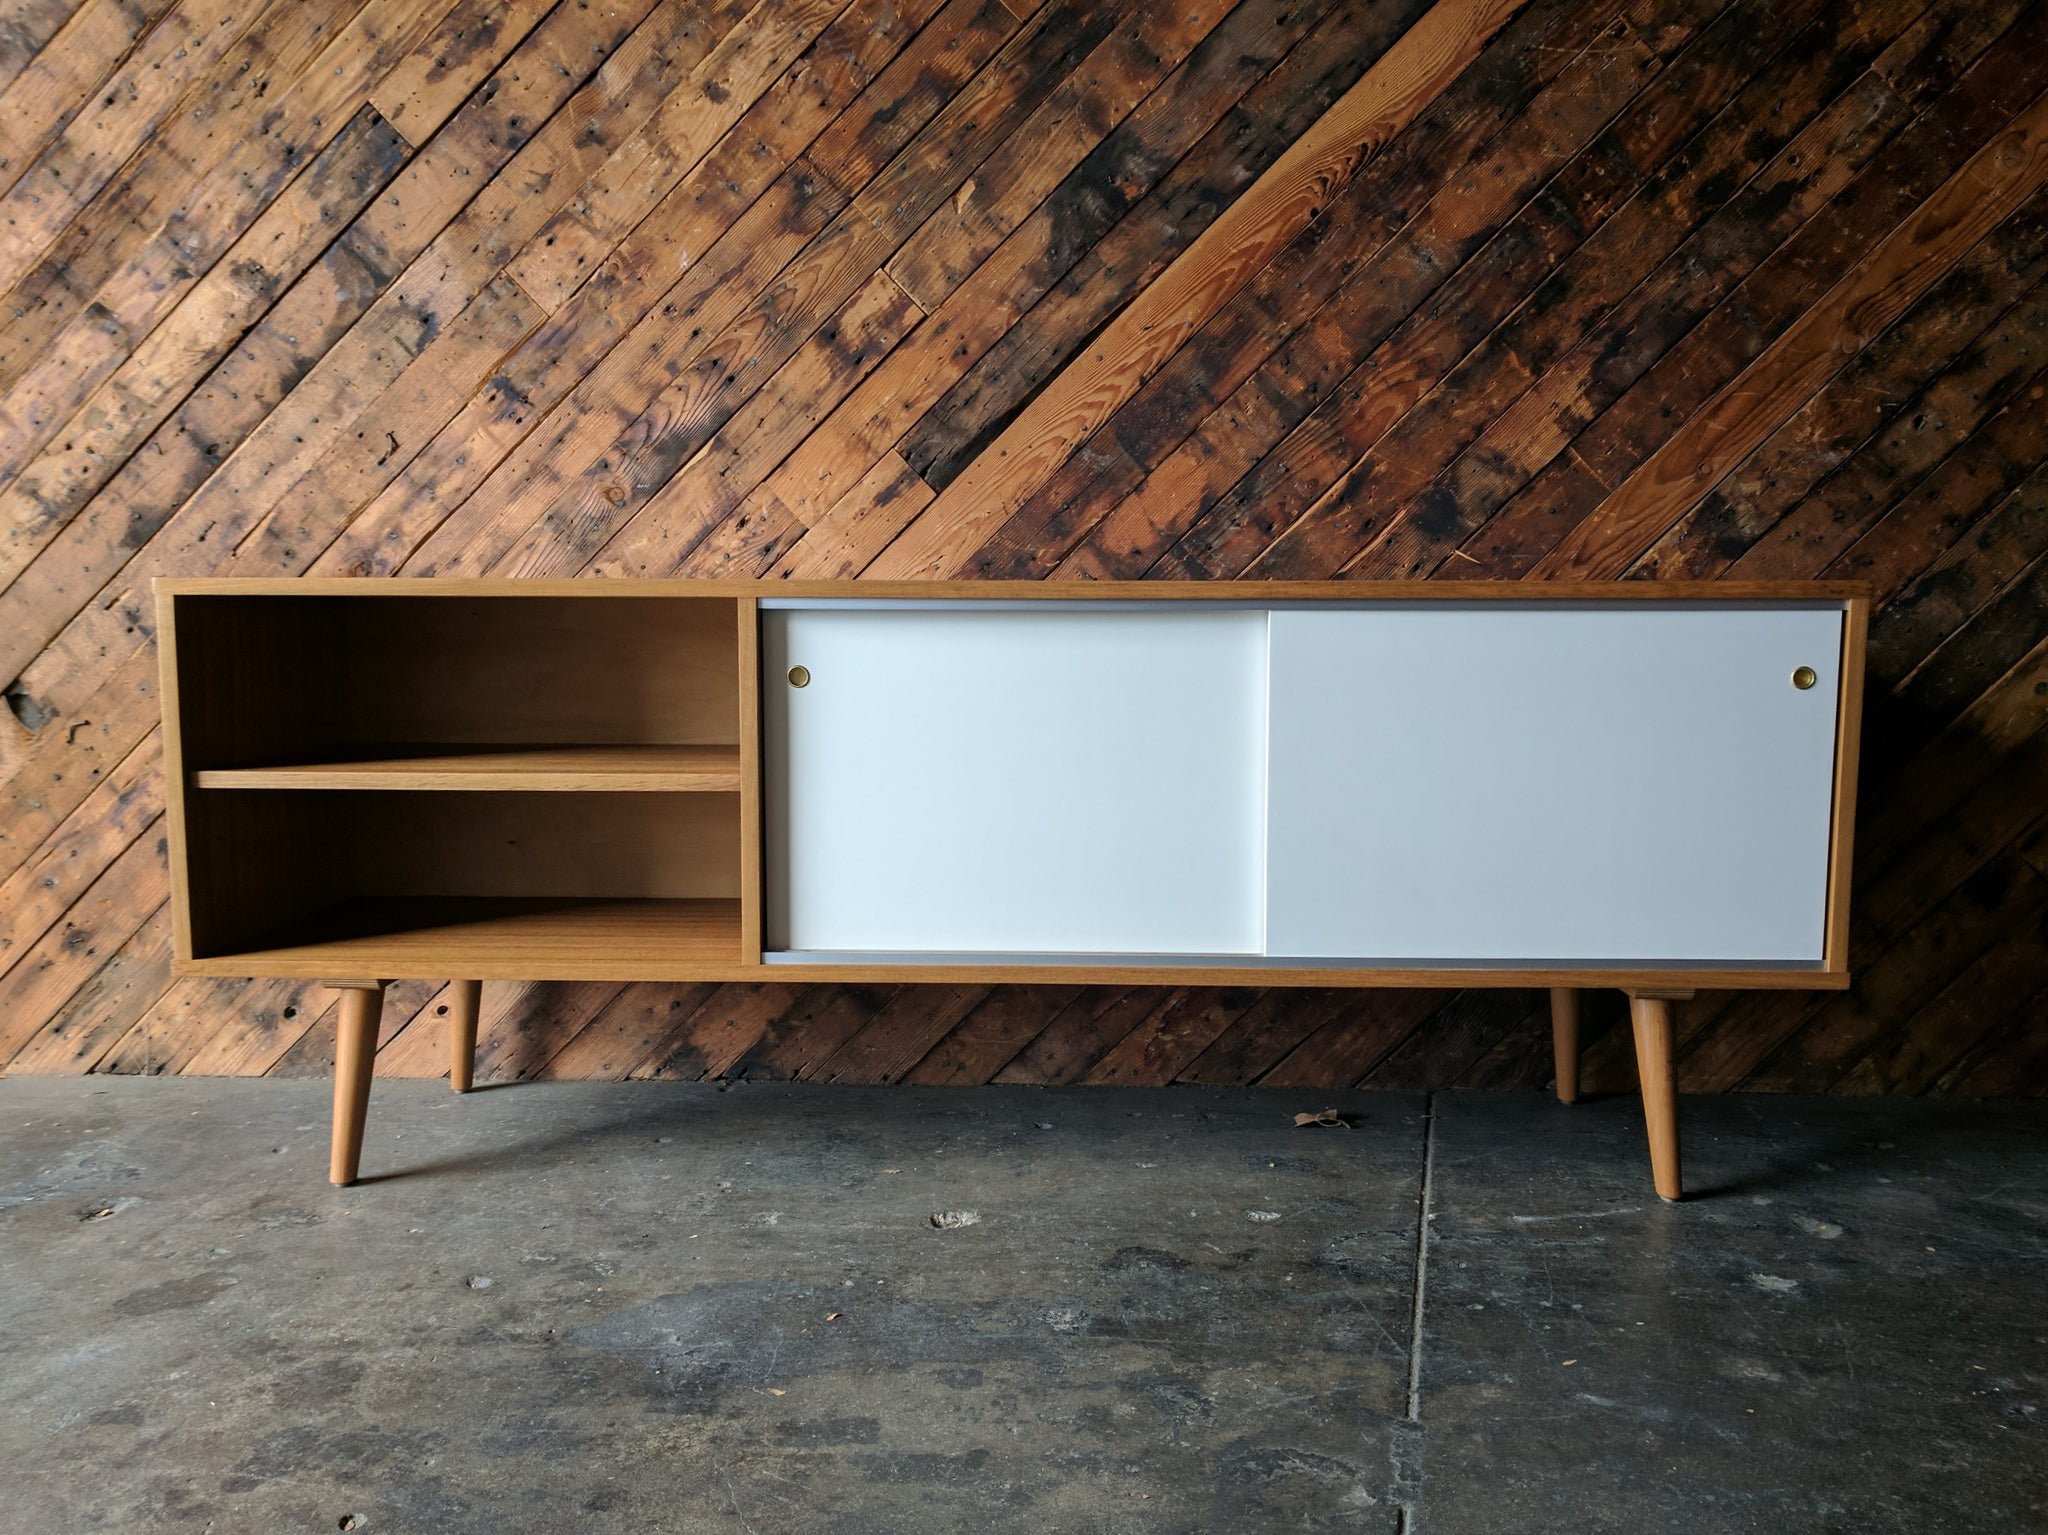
(158, 592, 194, 964)
(1824, 598, 1867, 975)
(1265, 607, 1845, 963)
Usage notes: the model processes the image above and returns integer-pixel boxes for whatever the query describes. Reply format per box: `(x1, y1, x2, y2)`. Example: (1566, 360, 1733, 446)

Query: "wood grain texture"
(191, 745, 745, 792)
(866, 0, 1526, 578)
(2, 0, 2045, 1098)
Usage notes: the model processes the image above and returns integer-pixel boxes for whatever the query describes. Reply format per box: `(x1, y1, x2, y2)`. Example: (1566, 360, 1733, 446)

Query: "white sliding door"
(764, 606, 1268, 956)
(1264, 605, 1844, 963)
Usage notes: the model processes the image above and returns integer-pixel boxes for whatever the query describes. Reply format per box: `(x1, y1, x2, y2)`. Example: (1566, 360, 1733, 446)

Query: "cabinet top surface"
(154, 577, 1870, 602)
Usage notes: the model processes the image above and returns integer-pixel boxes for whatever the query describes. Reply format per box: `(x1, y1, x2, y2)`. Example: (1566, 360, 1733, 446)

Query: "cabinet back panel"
(182, 789, 335, 958)
(337, 598, 739, 747)
(186, 789, 740, 955)
(171, 595, 742, 766)
(170, 597, 332, 770)
(343, 792, 740, 900)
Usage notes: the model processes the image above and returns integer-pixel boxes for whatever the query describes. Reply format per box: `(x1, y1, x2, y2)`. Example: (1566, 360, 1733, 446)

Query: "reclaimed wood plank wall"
(1, 0, 2044, 1098)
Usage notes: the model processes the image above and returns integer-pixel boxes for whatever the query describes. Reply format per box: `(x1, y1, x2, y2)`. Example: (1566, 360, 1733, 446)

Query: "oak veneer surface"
(197, 897, 749, 978)
(192, 744, 746, 792)
(1, 0, 2045, 1098)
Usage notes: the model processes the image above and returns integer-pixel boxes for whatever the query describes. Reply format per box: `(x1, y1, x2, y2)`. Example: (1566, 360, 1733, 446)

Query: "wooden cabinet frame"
(156, 577, 1869, 1200)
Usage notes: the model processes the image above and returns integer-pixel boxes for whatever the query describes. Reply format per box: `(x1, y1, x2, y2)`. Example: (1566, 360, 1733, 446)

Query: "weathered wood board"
(2, 0, 2045, 1098)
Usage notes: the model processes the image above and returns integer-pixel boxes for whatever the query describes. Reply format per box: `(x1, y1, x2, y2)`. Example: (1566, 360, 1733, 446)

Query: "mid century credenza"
(155, 579, 1867, 1199)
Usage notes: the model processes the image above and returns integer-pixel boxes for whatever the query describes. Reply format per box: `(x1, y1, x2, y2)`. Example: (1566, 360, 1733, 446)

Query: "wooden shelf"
(184, 897, 743, 979)
(192, 744, 743, 792)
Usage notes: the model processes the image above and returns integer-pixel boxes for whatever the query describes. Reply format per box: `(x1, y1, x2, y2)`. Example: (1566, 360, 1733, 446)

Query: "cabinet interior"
(171, 595, 739, 765)
(168, 593, 751, 968)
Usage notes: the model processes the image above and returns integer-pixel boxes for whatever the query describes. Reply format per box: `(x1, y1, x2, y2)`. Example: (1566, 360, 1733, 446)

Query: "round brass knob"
(787, 665, 811, 688)
(1791, 666, 1817, 691)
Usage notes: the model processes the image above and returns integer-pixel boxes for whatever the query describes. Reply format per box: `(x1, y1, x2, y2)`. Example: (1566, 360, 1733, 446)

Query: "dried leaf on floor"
(1293, 1109, 1351, 1129)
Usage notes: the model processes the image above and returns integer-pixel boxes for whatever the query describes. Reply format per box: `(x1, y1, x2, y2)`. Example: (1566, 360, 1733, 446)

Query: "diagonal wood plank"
(0, 0, 252, 259)
(472, 0, 1119, 578)
(0, 2, 118, 110)
(1532, 86, 2048, 577)
(763, 0, 1361, 574)
(863, 0, 1535, 577)
(0, 0, 2045, 1099)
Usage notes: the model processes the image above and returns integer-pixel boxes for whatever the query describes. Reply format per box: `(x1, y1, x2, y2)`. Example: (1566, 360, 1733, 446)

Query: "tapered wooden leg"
(448, 980, 482, 1093)
(1628, 992, 1683, 1202)
(329, 981, 385, 1186)
(1549, 987, 1580, 1104)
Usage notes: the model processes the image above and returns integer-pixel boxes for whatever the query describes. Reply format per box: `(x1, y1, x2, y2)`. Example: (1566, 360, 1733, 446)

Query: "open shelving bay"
(162, 587, 760, 978)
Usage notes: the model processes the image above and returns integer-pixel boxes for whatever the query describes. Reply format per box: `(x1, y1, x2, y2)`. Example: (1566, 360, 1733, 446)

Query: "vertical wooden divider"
(738, 597, 763, 963)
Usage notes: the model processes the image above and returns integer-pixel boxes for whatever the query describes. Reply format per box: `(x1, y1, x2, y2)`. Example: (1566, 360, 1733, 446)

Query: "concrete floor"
(0, 1079, 2042, 1535)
